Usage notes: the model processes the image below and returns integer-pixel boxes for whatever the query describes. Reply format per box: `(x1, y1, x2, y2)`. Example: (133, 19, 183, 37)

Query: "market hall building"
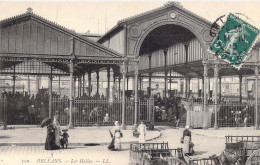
(0, 2, 259, 129)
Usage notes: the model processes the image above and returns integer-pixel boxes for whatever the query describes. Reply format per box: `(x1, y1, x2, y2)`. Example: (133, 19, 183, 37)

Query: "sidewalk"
(191, 126, 259, 139)
(0, 125, 161, 146)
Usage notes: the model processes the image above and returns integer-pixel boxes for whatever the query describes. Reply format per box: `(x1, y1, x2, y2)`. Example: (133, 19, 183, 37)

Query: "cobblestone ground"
(0, 127, 241, 165)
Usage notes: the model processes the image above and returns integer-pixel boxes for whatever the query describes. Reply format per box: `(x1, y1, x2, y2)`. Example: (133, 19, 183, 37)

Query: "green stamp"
(209, 13, 259, 69)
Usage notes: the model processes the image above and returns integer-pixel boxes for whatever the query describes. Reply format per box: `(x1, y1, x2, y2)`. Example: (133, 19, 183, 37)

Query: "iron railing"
(52, 97, 154, 126)
(218, 104, 255, 127)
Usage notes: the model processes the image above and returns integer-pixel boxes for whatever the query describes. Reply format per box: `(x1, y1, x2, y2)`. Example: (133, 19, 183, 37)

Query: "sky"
(0, 1, 259, 35)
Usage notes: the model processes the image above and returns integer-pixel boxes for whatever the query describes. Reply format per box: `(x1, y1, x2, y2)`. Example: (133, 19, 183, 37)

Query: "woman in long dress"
(182, 125, 194, 155)
(113, 121, 122, 150)
(138, 121, 146, 143)
(45, 123, 60, 150)
(53, 115, 61, 149)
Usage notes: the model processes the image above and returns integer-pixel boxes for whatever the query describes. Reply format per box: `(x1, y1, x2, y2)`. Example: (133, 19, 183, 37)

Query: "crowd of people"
(1, 88, 254, 128)
(153, 95, 187, 127)
(1, 90, 51, 125)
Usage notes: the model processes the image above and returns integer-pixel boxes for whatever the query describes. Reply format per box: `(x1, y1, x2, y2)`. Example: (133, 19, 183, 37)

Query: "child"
(60, 129, 69, 149)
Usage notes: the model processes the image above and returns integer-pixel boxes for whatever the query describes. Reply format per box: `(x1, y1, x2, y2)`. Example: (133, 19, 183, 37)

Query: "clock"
(170, 12, 176, 19)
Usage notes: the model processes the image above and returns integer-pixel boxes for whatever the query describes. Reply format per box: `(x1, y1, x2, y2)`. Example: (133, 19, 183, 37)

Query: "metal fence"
(52, 97, 154, 126)
(129, 142, 184, 165)
(217, 103, 255, 127)
(225, 136, 260, 159)
(139, 99, 154, 122)
(226, 136, 260, 143)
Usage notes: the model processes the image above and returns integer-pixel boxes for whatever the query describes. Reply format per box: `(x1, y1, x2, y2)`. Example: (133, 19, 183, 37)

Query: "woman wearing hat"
(42, 118, 60, 150)
(53, 115, 61, 148)
(181, 125, 194, 155)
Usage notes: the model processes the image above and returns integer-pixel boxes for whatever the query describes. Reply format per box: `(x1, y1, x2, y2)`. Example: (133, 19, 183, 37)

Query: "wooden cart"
(129, 142, 187, 165)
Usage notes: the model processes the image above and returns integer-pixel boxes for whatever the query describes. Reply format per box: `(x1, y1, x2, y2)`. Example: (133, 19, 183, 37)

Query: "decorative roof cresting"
(26, 7, 33, 13)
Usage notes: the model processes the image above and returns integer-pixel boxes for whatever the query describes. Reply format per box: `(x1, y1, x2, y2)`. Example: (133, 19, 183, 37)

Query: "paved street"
(0, 145, 130, 165)
(0, 125, 160, 145)
(0, 126, 259, 165)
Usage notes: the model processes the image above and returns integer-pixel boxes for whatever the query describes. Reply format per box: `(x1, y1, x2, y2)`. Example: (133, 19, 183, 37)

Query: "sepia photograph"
(0, 1, 260, 164)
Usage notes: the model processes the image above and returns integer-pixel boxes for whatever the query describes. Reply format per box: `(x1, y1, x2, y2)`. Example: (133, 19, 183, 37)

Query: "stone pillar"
(255, 66, 259, 129)
(134, 62, 139, 128)
(239, 74, 243, 104)
(88, 72, 91, 97)
(214, 64, 219, 129)
(69, 60, 74, 129)
(96, 70, 99, 96)
(121, 62, 126, 130)
(107, 67, 111, 99)
(203, 62, 208, 129)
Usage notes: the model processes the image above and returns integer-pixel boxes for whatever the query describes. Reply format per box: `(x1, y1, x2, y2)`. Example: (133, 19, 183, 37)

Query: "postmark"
(209, 13, 259, 69)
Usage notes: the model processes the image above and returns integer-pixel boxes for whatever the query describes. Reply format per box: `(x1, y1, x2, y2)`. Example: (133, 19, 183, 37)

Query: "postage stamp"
(209, 13, 260, 69)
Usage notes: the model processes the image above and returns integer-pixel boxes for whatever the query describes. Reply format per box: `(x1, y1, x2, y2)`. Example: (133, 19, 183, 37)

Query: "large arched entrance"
(135, 23, 207, 126)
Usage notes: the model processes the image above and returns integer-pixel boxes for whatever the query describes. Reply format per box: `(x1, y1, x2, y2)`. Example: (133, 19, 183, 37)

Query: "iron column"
(214, 64, 219, 129)
(69, 60, 74, 129)
(122, 61, 126, 130)
(255, 65, 259, 129)
(88, 72, 91, 97)
(148, 53, 152, 97)
(203, 61, 208, 129)
(107, 67, 111, 99)
(134, 62, 139, 128)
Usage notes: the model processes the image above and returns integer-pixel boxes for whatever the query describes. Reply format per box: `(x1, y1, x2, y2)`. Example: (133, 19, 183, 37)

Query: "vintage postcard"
(0, 1, 260, 165)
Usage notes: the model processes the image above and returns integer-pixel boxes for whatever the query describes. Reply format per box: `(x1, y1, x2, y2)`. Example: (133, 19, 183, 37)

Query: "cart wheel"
(246, 149, 260, 165)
